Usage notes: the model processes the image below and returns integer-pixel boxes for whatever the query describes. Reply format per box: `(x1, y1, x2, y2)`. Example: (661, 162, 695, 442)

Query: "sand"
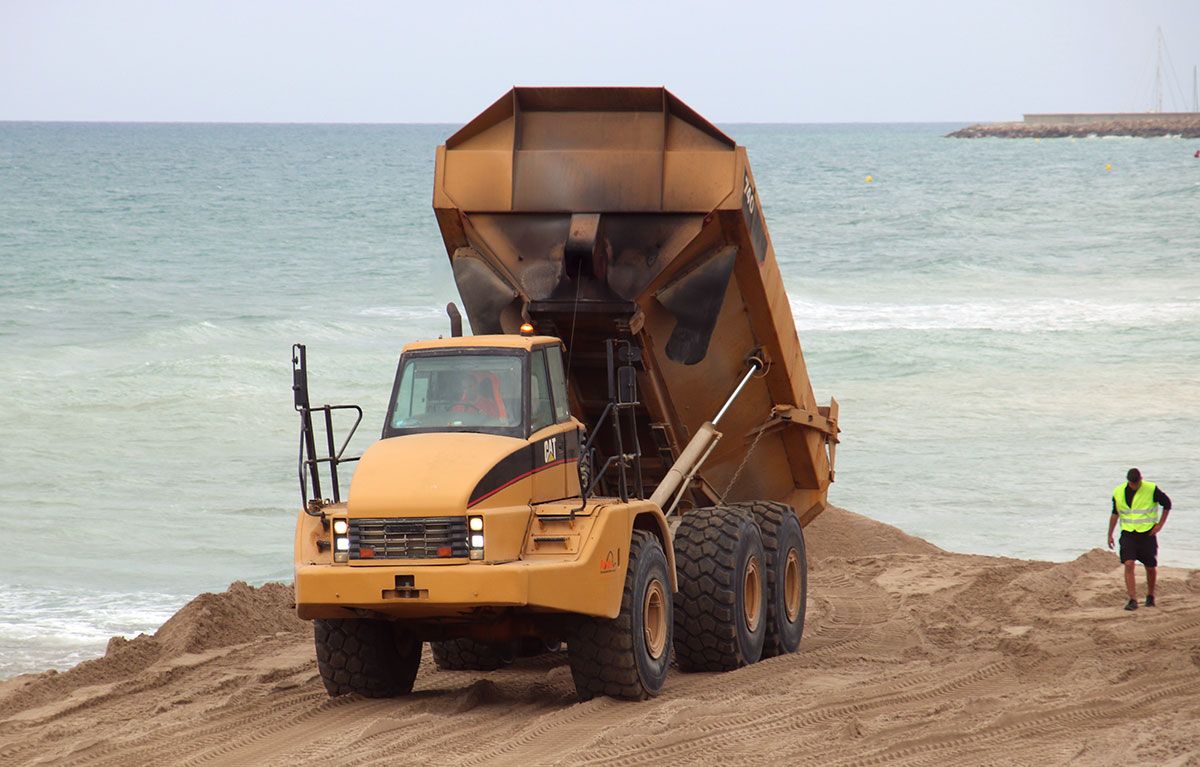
(3, 507, 1199, 766)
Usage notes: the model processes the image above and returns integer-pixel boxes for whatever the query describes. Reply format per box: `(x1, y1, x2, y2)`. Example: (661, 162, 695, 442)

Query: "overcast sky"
(3, 0, 1199, 123)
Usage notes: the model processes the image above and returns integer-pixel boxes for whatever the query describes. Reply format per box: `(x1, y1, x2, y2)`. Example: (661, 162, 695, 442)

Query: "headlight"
(332, 519, 349, 535)
(468, 520, 484, 560)
(335, 537, 350, 552)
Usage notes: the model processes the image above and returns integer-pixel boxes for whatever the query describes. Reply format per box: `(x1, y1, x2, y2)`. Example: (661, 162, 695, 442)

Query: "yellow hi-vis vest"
(1114, 481, 1160, 533)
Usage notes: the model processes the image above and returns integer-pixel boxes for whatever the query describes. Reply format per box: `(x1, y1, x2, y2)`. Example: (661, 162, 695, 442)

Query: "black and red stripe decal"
(469, 458, 573, 507)
(467, 428, 580, 507)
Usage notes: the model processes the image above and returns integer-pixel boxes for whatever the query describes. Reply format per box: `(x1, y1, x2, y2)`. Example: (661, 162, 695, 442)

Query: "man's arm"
(1108, 511, 1118, 549)
(1154, 487, 1172, 511)
(1150, 487, 1172, 536)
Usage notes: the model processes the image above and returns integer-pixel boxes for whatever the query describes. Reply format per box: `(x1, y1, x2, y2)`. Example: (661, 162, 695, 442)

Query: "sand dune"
(3, 508, 1199, 766)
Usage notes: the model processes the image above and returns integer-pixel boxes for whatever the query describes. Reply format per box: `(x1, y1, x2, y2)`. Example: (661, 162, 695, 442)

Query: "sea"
(1, 122, 1197, 679)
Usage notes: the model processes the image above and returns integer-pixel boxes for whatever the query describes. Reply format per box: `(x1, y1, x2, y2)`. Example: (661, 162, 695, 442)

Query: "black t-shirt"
(1111, 484, 1172, 515)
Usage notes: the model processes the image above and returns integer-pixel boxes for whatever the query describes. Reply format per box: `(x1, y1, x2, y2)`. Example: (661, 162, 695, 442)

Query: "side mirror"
(292, 344, 309, 411)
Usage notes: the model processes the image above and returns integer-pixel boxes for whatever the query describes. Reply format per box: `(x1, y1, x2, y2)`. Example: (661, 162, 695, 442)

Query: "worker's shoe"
(1124, 599, 1138, 611)
(1145, 594, 1156, 608)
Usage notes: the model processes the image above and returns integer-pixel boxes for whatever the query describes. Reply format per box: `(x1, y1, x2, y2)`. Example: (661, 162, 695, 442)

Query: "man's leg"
(1124, 560, 1137, 599)
(1146, 566, 1157, 598)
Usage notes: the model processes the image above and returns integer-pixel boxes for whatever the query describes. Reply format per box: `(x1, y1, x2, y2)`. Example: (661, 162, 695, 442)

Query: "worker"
(1107, 468, 1172, 610)
(450, 372, 503, 421)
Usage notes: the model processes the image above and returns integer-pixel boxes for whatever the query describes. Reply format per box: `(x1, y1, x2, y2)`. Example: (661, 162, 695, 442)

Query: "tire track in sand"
(174, 698, 405, 767)
(570, 660, 1015, 766)
(68, 687, 331, 767)
(850, 676, 1197, 767)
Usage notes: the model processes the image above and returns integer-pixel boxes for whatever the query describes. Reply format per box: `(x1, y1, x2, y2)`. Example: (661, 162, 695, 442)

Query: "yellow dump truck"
(292, 87, 839, 701)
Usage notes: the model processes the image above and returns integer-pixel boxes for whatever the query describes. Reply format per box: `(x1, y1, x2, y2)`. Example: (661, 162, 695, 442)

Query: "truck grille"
(348, 517, 469, 560)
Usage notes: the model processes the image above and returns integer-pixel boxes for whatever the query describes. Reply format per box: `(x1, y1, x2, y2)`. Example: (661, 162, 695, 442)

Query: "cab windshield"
(386, 353, 523, 437)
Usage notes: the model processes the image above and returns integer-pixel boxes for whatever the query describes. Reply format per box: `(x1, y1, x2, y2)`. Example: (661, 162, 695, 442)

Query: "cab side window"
(545, 346, 571, 423)
(530, 348, 553, 433)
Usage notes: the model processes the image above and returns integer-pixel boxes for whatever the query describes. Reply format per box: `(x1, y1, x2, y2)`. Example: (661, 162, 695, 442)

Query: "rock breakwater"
(949, 117, 1200, 138)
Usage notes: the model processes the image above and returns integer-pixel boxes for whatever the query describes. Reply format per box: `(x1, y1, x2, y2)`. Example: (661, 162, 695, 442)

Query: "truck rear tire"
(518, 638, 562, 656)
(567, 530, 672, 701)
(673, 506, 767, 671)
(430, 638, 515, 671)
(314, 618, 422, 698)
(733, 501, 807, 657)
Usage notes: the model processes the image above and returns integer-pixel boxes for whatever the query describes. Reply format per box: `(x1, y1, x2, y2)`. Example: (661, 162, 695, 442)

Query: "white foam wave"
(357, 306, 446, 320)
(0, 585, 183, 677)
(790, 298, 1200, 332)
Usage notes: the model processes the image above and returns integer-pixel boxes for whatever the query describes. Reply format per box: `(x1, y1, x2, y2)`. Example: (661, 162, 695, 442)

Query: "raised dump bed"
(433, 87, 838, 522)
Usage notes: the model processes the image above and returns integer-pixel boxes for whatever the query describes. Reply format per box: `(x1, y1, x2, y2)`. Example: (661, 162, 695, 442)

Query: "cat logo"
(543, 437, 557, 464)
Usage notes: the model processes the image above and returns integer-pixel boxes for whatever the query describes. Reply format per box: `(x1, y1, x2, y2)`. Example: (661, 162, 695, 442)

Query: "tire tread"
(729, 500, 806, 657)
(430, 638, 512, 671)
(567, 530, 665, 701)
(672, 506, 765, 671)
(314, 618, 421, 698)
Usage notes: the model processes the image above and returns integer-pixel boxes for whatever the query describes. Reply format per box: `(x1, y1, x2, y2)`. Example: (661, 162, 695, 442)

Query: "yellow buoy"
(1105, 163, 1112, 172)
(865, 175, 874, 183)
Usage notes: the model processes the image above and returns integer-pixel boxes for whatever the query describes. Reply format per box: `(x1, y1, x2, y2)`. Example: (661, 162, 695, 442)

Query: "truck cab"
(342, 332, 584, 563)
(293, 327, 678, 701)
(384, 333, 581, 505)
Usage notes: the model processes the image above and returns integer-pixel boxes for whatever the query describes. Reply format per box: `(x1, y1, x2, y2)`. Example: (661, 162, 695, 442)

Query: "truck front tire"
(567, 530, 672, 701)
(314, 618, 422, 697)
(673, 506, 768, 671)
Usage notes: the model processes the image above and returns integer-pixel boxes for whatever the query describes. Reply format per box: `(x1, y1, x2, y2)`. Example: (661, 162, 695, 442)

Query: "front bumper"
(295, 546, 628, 621)
(295, 499, 666, 621)
(295, 561, 531, 619)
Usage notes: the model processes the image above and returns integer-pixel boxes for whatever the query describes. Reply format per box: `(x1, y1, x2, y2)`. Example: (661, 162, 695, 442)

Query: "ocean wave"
(790, 298, 1200, 332)
(0, 585, 185, 677)
(125, 312, 447, 350)
(357, 305, 446, 320)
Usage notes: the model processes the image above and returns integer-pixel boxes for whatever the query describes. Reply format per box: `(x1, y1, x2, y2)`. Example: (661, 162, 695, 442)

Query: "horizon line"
(0, 118, 983, 127)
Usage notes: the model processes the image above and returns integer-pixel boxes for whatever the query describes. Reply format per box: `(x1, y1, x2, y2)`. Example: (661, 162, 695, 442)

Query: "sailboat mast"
(1154, 27, 1163, 113)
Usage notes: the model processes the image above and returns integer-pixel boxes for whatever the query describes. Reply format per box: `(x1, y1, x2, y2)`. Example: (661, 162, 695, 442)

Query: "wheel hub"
(784, 548, 802, 622)
(743, 555, 762, 632)
(643, 578, 668, 660)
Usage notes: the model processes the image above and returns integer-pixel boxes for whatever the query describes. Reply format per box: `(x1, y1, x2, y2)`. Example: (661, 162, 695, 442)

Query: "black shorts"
(1119, 530, 1158, 567)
